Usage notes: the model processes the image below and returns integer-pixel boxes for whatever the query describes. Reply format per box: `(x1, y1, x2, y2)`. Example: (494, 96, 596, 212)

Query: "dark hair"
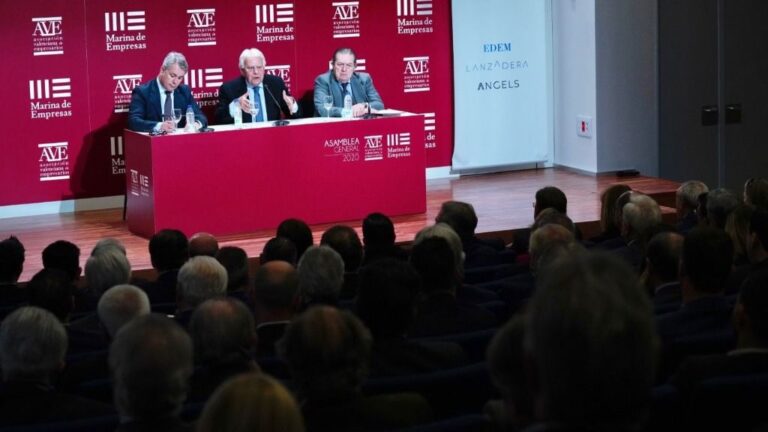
(320, 225, 363, 273)
(149, 229, 188, 271)
(410, 236, 457, 294)
(215, 246, 249, 292)
(276, 219, 313, 259)
(535, 186, 567, 215)
(26, 268, 74, 322)
(0, 236, 25, 283)
(682, 227, 733, 293)
(356, 259, 420, 339)
(435, 201, 478, 242)
(362, 212, 396, 247)
(740, 270, 768, 345)
(645, 231, 683, 282)
(332, 47, 357, 64)
(750, 209, 768, 252)
(261, 237, 297, 265)
(42, 240, 81, 282)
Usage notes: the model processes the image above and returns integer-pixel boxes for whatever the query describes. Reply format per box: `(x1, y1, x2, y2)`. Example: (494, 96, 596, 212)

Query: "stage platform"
(0, 168, 680, 282)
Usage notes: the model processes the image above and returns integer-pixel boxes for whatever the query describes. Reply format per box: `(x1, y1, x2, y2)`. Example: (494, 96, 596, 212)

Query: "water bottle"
(341, 94, 352, 119)
(185, 105, 196, 132)
(233, 105, 243, 128)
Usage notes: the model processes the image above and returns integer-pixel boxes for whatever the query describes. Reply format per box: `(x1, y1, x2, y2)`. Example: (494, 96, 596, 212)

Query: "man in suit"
(313, 47, 384, 117)
(215, 48, 300, 124)
(127, 51, 207, 133)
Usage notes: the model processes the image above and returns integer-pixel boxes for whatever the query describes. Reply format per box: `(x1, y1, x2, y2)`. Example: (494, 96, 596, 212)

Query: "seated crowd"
(1, 177, 768, 431)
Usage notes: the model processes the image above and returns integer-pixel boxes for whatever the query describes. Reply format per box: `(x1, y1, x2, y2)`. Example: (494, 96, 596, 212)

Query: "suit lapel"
(148, 81, 162, 120)
(330, 73, 343, 107)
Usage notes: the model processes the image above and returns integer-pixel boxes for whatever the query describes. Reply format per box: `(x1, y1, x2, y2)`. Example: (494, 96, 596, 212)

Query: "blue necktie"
(253, 86, 264, 122)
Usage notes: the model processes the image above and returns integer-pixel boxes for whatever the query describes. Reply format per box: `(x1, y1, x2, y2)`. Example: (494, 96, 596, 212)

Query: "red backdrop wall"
(0, 0, 453, 207)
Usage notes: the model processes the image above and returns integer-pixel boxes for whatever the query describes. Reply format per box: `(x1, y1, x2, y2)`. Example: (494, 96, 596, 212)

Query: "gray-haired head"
(91, 237, 127, 256)
(297, 246, 344, 306)
(707, 188, 739, 230)
(110, 314, 193, 420)
(414, 223, 464, 276)
(161, 51, 189, 73)
(676, 180, 709, 214)
(177, 256, 228, 310)
(622, 193, 662, 240)
(85, 248, 131, 296)
(0, 306, 67, 381)
(238, 48, 266, 69)
(98, 284, 150, 338)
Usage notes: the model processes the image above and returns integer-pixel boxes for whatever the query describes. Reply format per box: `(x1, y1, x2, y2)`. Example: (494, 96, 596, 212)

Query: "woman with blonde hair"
(197, 373, 304, 432)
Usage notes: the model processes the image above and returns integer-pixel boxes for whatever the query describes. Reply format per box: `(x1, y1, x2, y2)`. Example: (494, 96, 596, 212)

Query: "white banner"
(451, 0, 552, 172)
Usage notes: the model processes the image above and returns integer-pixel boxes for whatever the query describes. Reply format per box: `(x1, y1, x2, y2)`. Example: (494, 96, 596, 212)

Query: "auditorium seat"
(0, 415, 118, 432)
(393, 414, 491, 432)
(414, 328, 498, 363)
(686, 373, 768, 431)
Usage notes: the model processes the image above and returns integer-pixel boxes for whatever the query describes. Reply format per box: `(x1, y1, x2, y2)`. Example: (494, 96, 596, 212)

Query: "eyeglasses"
(334, 62, 355, 70)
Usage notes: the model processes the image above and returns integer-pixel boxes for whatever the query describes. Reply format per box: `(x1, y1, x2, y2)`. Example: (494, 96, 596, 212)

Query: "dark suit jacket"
(369, 337, 466, 377)
(409, 292, 497, 338)
(215, 75, 300, 123)
(0, 380, 114, 426)
(302, 391, 431, 432)
(669, 350, 768, 396)
(127, 79, 207, 132)
(653, 281, 682, 308)
(656, 295, 734, 345)
(255, 321, 289, 358)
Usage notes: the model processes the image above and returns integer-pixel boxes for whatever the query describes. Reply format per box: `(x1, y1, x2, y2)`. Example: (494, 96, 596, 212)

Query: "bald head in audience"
(189, 233, 219, 258)
(528, 224, 576, 275)
(97, 284, 150, 338)
(253, 260, 299, 322)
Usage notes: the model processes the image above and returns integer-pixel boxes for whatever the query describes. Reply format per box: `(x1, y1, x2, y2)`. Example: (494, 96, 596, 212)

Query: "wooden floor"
(0, 168, 680, 282)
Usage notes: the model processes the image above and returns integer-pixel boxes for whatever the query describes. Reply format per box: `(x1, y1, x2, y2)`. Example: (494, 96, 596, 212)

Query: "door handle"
(725, 104, 742, 124)
(701, 105, 718, 126)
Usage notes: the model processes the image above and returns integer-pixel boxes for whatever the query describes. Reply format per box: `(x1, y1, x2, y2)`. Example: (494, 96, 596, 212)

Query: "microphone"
(263, 84, 291, 126)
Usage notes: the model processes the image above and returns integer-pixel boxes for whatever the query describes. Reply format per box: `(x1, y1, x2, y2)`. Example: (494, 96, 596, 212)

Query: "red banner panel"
(0, 0, 453, 207)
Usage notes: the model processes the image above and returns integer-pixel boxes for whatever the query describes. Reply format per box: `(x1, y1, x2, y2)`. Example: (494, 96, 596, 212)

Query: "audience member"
(670, 270, 768, 396)
(589, 183, 631, 244)
(26, 268, 75, 323)
(175, 256, 228, 328)
(0, 307, 113, 425)
(744, 177, 768, 210)
(91, 237, 127, 256)
(296, 246, 344, 308)
(356, 258, 466, 376)
(215, 246, 250, 302)
(42, 240, 81, 282)
(746, 209, 768, 273)
(361, 212, 408, 265)
(615, 192, 662, 270)
(197, 373, 305, 432)
(436, 200, 504, 268)
(252, 260, 299, 357)
(525, 252, 657, 431)
(642, 231, 684, 308)
(109, 314, 194, 432)
(69, 248, 132, 351)
(511, 186, 568, 254)
(0, 236, 26, 305)
(141, 228, 189, 304)
(656, 227, 734, 345)
(676, 180, 709, 233)
(485, 315, 533, 432)
(189, 298, 259, 402)
(97, 284, 150, 338)
(189, 232, 219, 257)
(706, 188, 739, 230)
(276, 218, 313, 260)
(279, 306, 431, 431)
(320, 225, 363, 298)
(260, 236, 298, 265)
(409, 236, 496, 337)
(726, 204, 755, 268)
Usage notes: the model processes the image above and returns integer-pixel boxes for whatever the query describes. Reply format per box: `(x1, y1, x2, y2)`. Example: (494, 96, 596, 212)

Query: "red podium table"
(124, 114, 426, 238)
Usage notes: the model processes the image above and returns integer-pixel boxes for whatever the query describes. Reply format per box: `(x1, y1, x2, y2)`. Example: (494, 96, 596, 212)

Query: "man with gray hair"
(215, 47, 300, 124)
(0, 306, 113, 425)
(297, 245, 344, 308)
(175, 256, 228, 328)
(706, 188, 739, 229)
(676, 180, 708, 233)
(128, 51, 207, 133)
(98, 284, 151, 338)
(110, 314, 193, 431)
(616, 192, 662, 270)
(68, 248, 132, 351)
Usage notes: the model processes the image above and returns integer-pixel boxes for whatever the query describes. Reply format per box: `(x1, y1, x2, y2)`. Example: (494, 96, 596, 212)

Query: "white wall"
(552, 0, 598, 172)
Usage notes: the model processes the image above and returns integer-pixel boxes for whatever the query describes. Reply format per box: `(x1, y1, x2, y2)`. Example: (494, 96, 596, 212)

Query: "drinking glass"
(250, 100, 260, 123)
(323, 95, 333, 118)
(172, 108, 182, 132)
